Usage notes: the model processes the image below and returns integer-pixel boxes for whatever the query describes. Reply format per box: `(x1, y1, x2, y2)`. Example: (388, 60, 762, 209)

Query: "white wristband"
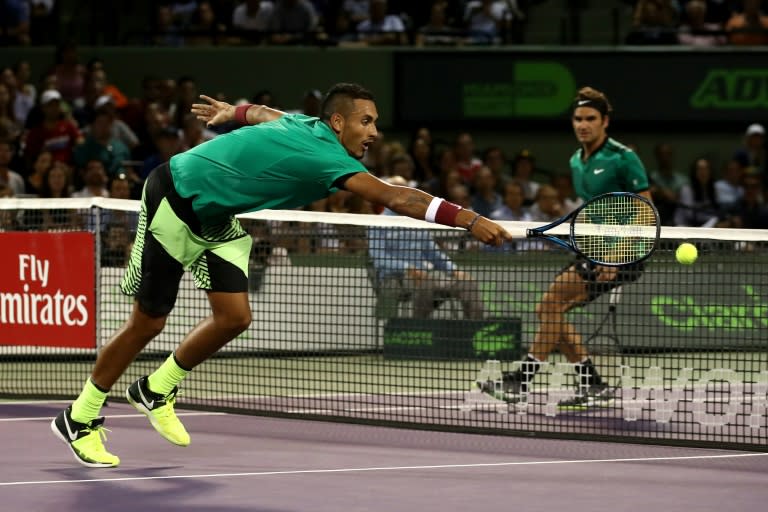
(425, 197, 443, 223)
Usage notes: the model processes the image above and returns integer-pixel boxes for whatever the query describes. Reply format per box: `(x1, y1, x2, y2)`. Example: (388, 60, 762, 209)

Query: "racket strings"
(573, 195, 658, 264)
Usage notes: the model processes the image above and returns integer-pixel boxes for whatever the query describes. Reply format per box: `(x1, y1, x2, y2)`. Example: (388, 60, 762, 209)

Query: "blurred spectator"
(186, 1, 229, 45)
(510, 149, 539, 205)
(73, 109, 132, 178)
(0, 0, 30, 45)
(153, 4, 185, 46)
(482, 146, 509, 185)
(0, 82, 22, 142)
(733, 122, 766, 176)
(24, 150, 53, 195)
(170, 0, 200, 27)
(464, 0, 522, 44)
(649, 142, 688, 225)
(675, 157, 722, 226)
(343, 0, 370, 25)
(83, 98, 140, 151)
(714, 158, 744, 209)
(550, 173, 582, 213)
(725, 0, 768, 45)
(416, 1, 462, 46)
(140, 127, 182, 180)
(173, 76, 199, 127)
(470, 165, 502, 217)
(50, 41, 86, 103)
(356, 0, 408, 45)
(626, 0, 679, 45)
(179, 113, 217, 150)
(29, 0, 57, 45)
(11, 61, 36, 126)
(454, 131, 483, 184)
(101, 173, 139, 232)
(73, 159, 109, 198)
(723, 173, 768, 229)
(101, 222, 132, 267)
(285, 88, 322, 116)
(388, 153, 418, 187)
(0, 139, 24, 196)
(528, 184, 563, 222)
(132, 101, 173, 162)
(232, 0, 274, 32)
(367, 196, 485, 320)
(23, 89, 83, 167)
(678, 0, 727, 46)
(490, 180, 531, 221)
(446, 181, 472, 210)
(268, 0, 320, 44)
(408, 132, 438, 192)
(38, 162, 79, 231)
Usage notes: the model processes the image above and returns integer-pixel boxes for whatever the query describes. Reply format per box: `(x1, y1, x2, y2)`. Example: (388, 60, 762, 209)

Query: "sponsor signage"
(394, 51, 768, 123)
(383, 318, 522, 360)
(0, 232, 95, 348)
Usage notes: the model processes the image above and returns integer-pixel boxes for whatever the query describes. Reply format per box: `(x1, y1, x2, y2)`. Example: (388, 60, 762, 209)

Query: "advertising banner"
(0, 232, 95, 348)
(395, 50, 768, 124)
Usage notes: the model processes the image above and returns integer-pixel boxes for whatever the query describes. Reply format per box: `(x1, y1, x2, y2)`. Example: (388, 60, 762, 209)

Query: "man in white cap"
(733, 123, 766, 177)
(23, 90, 83, 167)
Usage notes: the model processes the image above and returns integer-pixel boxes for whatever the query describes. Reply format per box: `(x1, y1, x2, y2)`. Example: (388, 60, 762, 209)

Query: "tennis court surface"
(2, 399, 767, 512)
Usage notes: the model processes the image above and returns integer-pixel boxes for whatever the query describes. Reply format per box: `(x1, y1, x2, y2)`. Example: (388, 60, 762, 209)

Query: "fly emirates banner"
(0, 232, 95, 348)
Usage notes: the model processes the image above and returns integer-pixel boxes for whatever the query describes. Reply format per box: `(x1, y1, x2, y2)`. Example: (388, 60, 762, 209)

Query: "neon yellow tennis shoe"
(126, 376, 190, 446)
(51, 407, 120, 468)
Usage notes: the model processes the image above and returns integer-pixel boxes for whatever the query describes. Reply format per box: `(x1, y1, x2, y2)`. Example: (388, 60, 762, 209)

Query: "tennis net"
(0, 197, 766, 450)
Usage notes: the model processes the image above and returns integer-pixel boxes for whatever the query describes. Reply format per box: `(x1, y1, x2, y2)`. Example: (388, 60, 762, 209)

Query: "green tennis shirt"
(169, 114, 367, 223)
(570, 137, 649, 201)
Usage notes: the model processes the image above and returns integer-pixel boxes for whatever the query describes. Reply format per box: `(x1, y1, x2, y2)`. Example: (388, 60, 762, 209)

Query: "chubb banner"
(0, 232, 95, 348)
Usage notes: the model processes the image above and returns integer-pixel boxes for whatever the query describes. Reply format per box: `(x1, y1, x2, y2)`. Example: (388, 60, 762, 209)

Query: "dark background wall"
(2, 45, 764, 178)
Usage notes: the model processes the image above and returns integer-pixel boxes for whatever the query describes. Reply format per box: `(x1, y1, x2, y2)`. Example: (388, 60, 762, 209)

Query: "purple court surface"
(1, 400, 767, 512)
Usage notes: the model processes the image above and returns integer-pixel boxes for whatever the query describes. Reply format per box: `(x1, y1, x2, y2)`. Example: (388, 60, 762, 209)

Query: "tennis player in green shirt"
(480, 86, 652, 408)
(51, 83, 512, 467)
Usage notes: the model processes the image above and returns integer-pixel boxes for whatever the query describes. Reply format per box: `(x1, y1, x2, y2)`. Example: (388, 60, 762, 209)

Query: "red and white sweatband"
(425, 198, 462, 227)
(234, 103, 253, 125)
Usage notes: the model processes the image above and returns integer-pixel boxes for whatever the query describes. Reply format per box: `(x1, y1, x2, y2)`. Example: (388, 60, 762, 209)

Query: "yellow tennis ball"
(676, 243, 698, 265)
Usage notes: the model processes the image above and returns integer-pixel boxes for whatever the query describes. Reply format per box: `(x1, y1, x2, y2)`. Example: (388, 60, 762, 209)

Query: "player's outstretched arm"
(344, 173, 513, 247)
(191, 95, 285, 127)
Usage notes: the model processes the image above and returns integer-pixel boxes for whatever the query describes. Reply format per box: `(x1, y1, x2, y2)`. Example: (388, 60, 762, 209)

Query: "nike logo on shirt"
(593, 168, 605, 174)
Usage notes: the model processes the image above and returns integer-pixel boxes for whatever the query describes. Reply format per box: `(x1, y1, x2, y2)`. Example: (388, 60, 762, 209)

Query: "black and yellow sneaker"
(50, 406, 120, 468)
(126, 376, 190, 446)
(558, 384, 615, 410)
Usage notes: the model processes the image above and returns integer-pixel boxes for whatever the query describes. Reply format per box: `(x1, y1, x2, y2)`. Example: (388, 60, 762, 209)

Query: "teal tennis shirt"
(570, 137, 649, 200)
(169, 114, 367, 223)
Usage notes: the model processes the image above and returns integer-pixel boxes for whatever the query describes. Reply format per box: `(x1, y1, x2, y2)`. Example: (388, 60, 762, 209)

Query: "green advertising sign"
(395, 50, 768, 123)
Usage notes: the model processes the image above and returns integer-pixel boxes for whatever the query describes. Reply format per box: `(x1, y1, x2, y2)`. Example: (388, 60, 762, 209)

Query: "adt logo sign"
(691, 69, 768, 109)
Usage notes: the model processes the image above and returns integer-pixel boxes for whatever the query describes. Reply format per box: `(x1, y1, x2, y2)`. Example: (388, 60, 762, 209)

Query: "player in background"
(51, 83, 513, 468)
(479, 86, 652, 407)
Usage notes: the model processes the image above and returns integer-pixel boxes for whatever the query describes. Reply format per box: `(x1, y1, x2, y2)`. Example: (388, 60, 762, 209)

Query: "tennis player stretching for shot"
(480, 87, 652, 408)
(52, 83, 512, 467)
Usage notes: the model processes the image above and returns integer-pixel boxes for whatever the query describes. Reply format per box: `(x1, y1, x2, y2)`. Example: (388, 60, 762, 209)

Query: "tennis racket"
(527, 192, 660, 266)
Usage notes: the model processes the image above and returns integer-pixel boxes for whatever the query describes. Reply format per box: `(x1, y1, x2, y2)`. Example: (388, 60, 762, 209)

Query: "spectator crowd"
(4, 1, 768, 48)
(1, 3, 768, 265)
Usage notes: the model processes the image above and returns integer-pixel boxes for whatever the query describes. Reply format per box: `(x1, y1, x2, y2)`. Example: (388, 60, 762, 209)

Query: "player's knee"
(129, 310, 167, 339)
(216, 309, 252, 335)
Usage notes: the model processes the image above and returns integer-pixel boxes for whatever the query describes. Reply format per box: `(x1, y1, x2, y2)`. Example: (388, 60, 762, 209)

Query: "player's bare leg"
(175, 291, 252, 368)
(91, 302, 169, 389)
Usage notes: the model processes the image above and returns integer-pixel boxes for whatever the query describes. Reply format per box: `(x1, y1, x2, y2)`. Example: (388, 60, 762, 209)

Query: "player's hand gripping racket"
(526, 192, 660, 266)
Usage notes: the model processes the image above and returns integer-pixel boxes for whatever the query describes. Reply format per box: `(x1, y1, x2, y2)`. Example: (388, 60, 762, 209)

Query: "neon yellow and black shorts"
(120, 163, 252, 316)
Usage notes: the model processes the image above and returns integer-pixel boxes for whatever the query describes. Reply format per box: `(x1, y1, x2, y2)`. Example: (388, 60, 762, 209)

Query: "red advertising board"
(0, 232, 95, 348)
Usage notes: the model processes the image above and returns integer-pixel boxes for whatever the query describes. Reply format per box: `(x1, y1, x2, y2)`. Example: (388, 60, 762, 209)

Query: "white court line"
(0, 412, 227, 422)
(1, 452, 766, 487)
